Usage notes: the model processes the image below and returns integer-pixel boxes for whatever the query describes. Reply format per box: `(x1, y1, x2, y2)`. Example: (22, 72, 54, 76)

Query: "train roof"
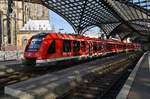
(33, 33, 136, 45)
(106, 39, 123, 44)
(39, 33, 103, 41)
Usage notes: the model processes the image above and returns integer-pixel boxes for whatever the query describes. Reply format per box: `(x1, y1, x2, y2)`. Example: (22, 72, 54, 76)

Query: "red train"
(24, 33, 141, 66)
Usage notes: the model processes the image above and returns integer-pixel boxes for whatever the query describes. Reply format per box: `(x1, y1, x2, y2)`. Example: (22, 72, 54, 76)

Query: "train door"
(73, 40, 80, 56)
(102, 42, 106, 55)
(62, 40, 72, 57)
(88, 41, 92, 56)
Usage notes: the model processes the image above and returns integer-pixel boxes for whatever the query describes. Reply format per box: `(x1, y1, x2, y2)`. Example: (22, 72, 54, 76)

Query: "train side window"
(109, 44, 111, 49)
(117, 45, 119, 48)
(63, 40, 71, 52)
(111, 44, 113, 48)
(81, 41, 85, 51)
(106, 44, 108, 49)
(73, 41, 80, 52)
(93, 42, 97, 51)
(98, 43, 101, 50)
(47, 40, 56, 54)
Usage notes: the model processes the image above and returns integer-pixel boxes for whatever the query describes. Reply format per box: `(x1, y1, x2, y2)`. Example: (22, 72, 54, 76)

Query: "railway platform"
(116, 51, 150, 99)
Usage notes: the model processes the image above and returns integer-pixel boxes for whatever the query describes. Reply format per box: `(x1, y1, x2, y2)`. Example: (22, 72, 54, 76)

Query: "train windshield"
(27, 33, 48, 51)
(27, 38, 42, 51)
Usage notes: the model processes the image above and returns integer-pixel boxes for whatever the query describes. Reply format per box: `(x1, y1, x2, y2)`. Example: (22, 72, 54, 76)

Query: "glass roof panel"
(129, 0, 150, 10)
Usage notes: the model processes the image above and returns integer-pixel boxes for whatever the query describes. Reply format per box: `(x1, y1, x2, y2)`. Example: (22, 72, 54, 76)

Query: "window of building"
(73, 41, 80, 52)
(47, 40, 56, 54)
(63, 40, 71, 52)
(22, 36, 27, 47)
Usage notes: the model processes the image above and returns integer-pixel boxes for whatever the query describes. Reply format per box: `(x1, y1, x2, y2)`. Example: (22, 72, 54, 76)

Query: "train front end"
(24, 33, 47, 66)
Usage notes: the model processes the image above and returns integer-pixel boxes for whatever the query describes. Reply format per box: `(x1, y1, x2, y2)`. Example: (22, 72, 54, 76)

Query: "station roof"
(15, 0, 150, 43)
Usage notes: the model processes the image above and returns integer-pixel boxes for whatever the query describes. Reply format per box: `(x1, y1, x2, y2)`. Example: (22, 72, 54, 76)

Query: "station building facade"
(0, 0, 49, 50)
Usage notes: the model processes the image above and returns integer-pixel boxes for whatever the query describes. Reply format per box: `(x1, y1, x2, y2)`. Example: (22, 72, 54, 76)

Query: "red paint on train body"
(24, 33, 141, 66)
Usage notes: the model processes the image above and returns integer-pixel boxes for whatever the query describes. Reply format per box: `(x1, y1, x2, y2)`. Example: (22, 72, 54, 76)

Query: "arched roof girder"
(80, 23, 121, 37)
(121, 33, 133, 41)
(106, 0, 149, 36)
(108, 23, 147, 38)
(40, 0, 121, 34)
(121, 33, 148, 42)
(116, 0, 149, 15)
(41, 0, 78, 33)
(78, 25, 109, 39)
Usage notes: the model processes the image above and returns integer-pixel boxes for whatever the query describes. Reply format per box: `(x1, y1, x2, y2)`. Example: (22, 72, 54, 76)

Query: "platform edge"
(116, 51, 148, 99)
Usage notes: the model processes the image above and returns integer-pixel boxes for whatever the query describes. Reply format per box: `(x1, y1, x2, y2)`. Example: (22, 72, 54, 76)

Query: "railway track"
(57, 52, 142, 99)
(101, 54, 142, 99)
(0, 52, 128, 87)
(0, 66, 42, 89)
(0, 62, 67, 90)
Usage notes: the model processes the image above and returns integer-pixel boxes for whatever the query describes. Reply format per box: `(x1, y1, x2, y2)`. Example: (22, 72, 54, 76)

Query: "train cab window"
(63, 40, 71, 52)
(27, 38, 42, 51)
(81, 41, 85, 51)
(27, 33, 48, 51)
(47, 40, 56, 54)
(73, 41, 80, 52)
